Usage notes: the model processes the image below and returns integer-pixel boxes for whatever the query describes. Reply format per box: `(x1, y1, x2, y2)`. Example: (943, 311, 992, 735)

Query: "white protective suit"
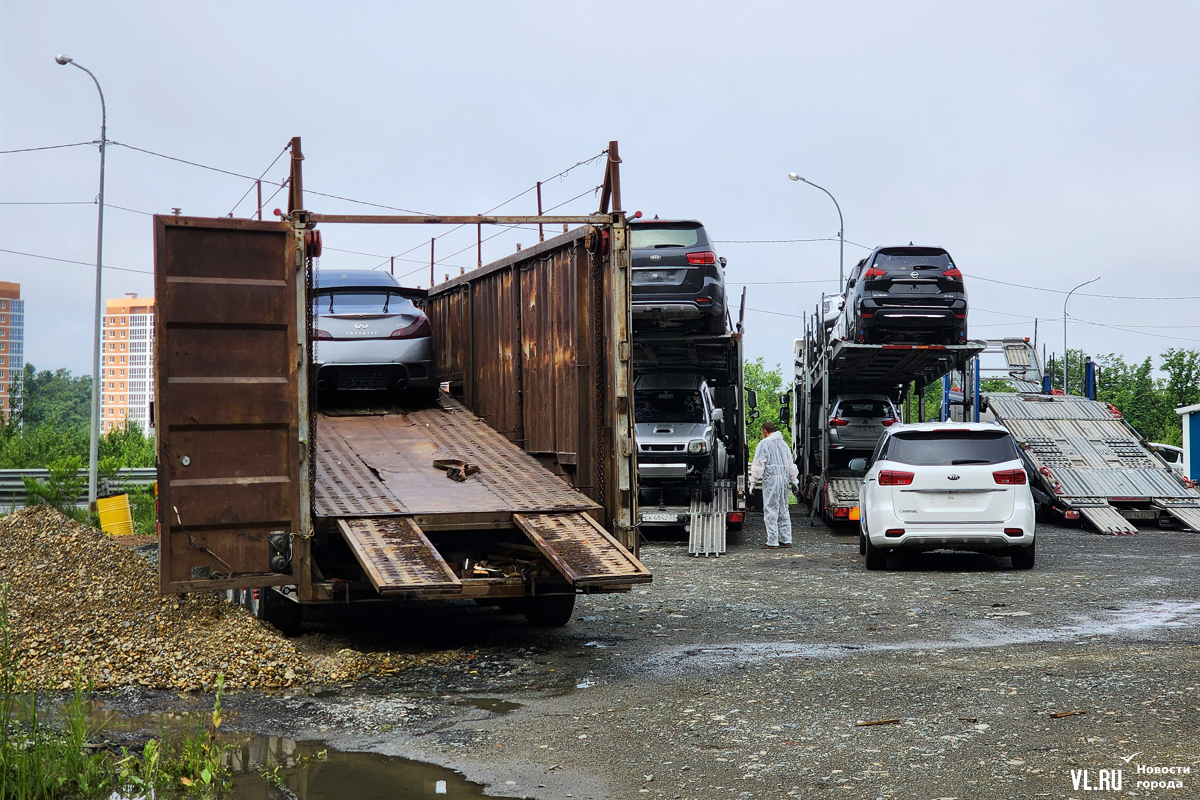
(750, 431, 799, 546)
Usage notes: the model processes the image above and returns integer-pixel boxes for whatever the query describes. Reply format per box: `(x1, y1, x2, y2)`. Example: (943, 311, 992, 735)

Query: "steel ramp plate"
(688, 480, 733, 557)
(1077, 505, 1139, 536)
(338, 518, 462, 596)
(514, 512, 652, 587)
(1162, 505, 1200, 532)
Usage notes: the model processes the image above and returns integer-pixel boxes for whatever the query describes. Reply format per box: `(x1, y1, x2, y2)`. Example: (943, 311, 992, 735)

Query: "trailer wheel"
(1010, 543, 1035, 570)
(258, 587, 303, 637)
(523, 594, 576, 627)
(863, 536, 887, 571)
(700, 458, 715, 503)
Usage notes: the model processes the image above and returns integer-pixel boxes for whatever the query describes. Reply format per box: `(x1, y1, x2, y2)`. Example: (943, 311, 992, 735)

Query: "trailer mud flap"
(338, 518, 462, 596)
(514, 512, 652, 587)
(1077, 505, 1139, 536)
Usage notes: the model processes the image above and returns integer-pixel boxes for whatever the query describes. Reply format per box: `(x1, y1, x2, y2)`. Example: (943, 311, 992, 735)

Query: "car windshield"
(631, 225, 701, 249)
(315, 290, 409, 314)
(872, 249, 953, 272)
(837, 400, 891, 418)
(635, 389, 705, 423)
(884, 429, 1018, 466)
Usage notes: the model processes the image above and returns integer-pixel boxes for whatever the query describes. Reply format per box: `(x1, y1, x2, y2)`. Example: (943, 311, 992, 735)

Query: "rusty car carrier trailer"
(153, 139, 648, 631)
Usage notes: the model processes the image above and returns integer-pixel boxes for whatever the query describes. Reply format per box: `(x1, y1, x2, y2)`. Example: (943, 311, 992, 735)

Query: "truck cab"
(634, 373, 728, 502)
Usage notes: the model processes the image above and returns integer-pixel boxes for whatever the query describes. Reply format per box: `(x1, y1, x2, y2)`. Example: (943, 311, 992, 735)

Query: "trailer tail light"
(880, 418, 897, 427)
(942, 267, 963, 279)
(726, 511, 745, 524)
(878, 470, 914, 486)
(1004, 528, 1024, 536)
(885, 528, 905, 537)
(315, 329, 333, 340)
(993, 469, 1027, 485)
(1064, 510, 1080, 520)
(864, 266, 887, 278)
(832, 506, 849, 518)
(829, 417, 850, 427)
(686, 251, 717, 265)
(391, 316, 432, 339)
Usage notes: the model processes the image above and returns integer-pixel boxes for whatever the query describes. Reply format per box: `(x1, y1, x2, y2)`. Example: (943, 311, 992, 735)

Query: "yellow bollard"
(95, 494, 135, 536)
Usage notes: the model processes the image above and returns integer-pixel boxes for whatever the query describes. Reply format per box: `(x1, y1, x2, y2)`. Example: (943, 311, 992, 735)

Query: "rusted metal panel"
(428, 222, 638, 549)
(338, 518, 461, 595)
(514, 512, 650, 586)
(154, 216, 302, 593)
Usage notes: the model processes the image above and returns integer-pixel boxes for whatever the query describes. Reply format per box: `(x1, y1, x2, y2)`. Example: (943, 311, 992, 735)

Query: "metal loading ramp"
(986, 393, 1200, 534)
(338, 518, 462, 595)
(514, 512, 652, 587)
(688, 480, 734, 557)
(822, 341, 986, 394)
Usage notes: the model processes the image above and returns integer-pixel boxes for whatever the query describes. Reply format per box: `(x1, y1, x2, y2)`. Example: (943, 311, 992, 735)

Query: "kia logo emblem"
(947, 474, 961, 481)
(911, 271, 919, 278)
(651, 255, 662, 261)
(354, 322, 369, 328)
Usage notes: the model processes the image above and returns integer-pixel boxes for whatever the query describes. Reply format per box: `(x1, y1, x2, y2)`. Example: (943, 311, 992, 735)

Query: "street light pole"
(56, 54, 106, 505)
(787, 173, 845, 292)
(1062, 276, 1100, 395)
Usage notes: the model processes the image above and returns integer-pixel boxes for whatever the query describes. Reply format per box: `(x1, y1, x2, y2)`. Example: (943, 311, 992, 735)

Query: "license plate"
(642, 513, 679, 523)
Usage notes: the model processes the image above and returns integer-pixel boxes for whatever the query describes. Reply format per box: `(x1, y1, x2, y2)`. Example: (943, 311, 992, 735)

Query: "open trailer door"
(154, 215, 309, 593)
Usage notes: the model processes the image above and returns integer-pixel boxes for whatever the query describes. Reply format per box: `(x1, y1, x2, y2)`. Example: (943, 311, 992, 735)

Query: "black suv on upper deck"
(630, 219, 727, 335)
(842, 245, 968, 344)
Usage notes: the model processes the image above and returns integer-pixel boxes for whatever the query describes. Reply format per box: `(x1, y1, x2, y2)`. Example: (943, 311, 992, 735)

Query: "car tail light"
(954, 314, 967, 319)
(878, 470, 914, 486)
(315, 329, 333, 340)
(993, 469, 1027, 485)
(390, 316, 432, 339)
(864, 267, 887, 278)
(829, 417, 850, 427)
(686, 251, 717, 265)
(695, 297, 712, 305)
(1003, 528, 1024, 536)
(885, 528, 905, 537)
(880, 418, 897, 427)
(942, 267, 963, 279)
(726, 511, 745, 524)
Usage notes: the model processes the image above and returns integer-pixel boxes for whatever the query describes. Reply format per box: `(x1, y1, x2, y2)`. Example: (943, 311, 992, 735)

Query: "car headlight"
(688, 440, 707, 454)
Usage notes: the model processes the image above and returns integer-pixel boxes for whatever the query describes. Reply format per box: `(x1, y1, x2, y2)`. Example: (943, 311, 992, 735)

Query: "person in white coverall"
(751, 420, 799, 548)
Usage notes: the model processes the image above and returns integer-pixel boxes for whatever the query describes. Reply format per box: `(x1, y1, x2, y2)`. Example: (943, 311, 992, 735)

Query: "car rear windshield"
(837, 400, 892, 418)
(315, 290, 413, 313)
(631, 224, 703, 249)
(883, 429, 1018, 466)
(871, 248, 953, 273)
(635, 390, 705, 423)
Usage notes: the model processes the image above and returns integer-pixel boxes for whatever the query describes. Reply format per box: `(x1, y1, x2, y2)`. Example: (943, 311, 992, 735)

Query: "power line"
(745, 306, 804, 319)
(0, 246, 151, 275)
(728, 279, 837, 286)
(227, 143, 293, 217)
(0, 141, 97, 154)
(967, 273, 1200, 301)
(107, 140, 277, 183)
(0, 201, 94, 206)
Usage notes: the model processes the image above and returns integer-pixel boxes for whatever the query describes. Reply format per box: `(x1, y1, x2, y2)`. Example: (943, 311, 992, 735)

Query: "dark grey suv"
(630, 219, 727, 335)
(843, 246, 967, 345)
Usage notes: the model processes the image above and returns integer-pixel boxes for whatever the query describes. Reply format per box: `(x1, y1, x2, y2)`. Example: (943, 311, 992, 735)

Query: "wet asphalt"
(108, 511, 1200, 799)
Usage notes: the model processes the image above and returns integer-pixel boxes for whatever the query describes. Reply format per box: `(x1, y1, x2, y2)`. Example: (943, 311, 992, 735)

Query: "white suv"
(852, 423, 1036, 571)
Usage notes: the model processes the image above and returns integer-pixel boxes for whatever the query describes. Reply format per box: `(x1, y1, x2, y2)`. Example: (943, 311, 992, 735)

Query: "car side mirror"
(718, 256, 727, 268)
(711, 408, 724, 423)
(848, 458, 868, 472)
(846, 278, 856, 289)
(749, 408, 760, 420)
(747, 389, 758, 409)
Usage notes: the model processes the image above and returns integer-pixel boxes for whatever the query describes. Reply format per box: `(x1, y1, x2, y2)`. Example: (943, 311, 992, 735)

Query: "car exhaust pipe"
(395, 378, 408, 390)
(317, 379, 328, 391)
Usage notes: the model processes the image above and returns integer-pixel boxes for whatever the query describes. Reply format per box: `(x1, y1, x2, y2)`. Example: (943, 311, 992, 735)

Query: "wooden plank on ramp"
(338, 518, 462, 595)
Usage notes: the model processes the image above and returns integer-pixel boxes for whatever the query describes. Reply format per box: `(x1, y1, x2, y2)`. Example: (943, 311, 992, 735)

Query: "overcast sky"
(3, 1, 1198, 381)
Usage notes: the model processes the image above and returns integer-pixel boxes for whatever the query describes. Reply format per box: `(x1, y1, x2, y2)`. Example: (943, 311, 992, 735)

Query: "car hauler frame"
(154, 139, 648, 629)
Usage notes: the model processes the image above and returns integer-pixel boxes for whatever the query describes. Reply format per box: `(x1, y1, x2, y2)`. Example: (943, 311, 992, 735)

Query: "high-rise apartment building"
(0, 282, 24, 419)
(100, 293, 155, 433)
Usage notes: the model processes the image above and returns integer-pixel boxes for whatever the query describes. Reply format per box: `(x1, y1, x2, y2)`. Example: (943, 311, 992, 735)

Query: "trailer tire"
(863, 536, 887, 571)
(1010, 544, 1035, 570)
(258, 587, 303, 637)
(523, 594, 576, 627)
(699, 457, 716, 503)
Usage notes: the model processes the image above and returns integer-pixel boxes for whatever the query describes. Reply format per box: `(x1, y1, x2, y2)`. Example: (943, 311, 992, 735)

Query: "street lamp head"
(55, 54, 73, 65)
(787, 172, 802, 182)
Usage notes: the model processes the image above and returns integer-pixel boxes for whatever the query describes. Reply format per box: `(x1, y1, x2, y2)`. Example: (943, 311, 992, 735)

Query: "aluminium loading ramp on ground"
(314, 395, 648, 595)
(986, 392, 1200, 535)
(687, 479, 735, 557)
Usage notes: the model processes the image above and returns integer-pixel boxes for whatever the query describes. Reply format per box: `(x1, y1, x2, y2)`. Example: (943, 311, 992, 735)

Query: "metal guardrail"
(0, 468, 156, 510)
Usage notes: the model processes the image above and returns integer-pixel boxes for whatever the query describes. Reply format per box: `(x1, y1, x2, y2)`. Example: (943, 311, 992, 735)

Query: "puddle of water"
(650, 600, 1200, 671)
(454, 697, 522, 716)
